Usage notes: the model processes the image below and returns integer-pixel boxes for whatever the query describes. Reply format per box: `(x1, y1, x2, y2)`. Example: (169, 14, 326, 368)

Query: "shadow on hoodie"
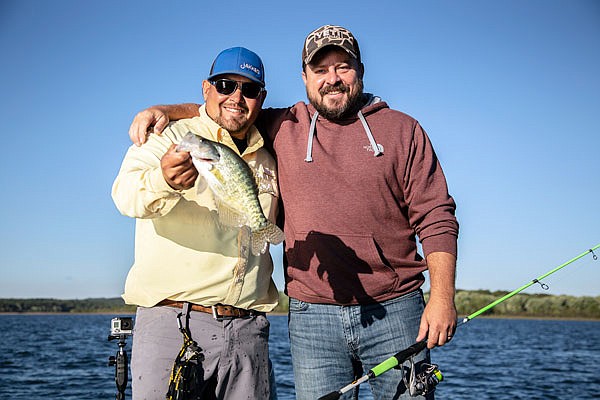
(286, 231, 387, 328)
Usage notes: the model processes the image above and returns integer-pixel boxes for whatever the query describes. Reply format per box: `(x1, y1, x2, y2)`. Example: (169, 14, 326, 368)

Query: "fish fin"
(213, 196, 249, 228)
(250, 222, 285, 256)
(195, 176, 208, 194)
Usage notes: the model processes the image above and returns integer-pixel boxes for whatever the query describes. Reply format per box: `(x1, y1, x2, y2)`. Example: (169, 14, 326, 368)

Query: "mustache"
(223, 101, 248, 112)
(319, 82, 349, 96)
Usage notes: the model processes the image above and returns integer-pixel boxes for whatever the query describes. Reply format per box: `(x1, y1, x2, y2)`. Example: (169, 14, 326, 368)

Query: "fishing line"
(318, 243, 600, 400)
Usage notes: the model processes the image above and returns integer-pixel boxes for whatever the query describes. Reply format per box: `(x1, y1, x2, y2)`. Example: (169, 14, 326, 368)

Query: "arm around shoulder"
(129, 103, 201, 146)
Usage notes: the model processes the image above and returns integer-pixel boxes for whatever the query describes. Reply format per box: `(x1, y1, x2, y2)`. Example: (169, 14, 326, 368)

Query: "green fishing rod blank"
(463, 244, 600, 323)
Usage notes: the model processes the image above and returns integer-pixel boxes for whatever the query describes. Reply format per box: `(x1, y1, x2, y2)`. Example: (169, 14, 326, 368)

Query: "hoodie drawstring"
(357, 110, 383, 157)
(304, 109, 383, 163)
(304, 111, 319, 162)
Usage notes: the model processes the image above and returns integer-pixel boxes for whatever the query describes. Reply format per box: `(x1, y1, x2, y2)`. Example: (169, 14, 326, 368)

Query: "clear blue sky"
(1, 0, 598, 300)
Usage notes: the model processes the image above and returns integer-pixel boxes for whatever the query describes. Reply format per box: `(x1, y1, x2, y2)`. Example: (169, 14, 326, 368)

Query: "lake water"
(0, 314, 598, 399)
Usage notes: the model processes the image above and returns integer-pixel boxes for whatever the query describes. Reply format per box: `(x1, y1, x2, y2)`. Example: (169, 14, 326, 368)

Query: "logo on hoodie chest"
(363, 143, 385, 154)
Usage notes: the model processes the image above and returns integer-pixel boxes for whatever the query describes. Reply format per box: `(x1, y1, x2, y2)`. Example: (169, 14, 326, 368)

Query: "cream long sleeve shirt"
(112, 105, 280, 311)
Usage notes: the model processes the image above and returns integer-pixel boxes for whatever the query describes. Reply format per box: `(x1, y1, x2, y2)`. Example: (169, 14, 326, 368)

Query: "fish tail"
(250, 222, 285, 256)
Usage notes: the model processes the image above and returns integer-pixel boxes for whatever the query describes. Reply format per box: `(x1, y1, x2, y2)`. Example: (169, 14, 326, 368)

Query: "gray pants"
(131, 305, 271, 400)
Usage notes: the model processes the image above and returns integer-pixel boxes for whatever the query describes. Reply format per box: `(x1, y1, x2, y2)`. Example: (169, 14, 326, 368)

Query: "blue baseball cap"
(207, 47, 265, 87)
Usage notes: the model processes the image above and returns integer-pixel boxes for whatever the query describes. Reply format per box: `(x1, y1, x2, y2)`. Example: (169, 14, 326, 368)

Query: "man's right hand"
(129, 106, 171, 146)
(161, 144, 198, 190)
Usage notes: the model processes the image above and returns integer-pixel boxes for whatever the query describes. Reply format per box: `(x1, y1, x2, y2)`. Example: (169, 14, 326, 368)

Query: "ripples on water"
(0, 315, 598, 399)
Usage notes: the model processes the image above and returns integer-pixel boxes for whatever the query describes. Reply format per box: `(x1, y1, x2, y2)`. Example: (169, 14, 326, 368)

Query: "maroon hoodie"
(258, 97, 458, 305)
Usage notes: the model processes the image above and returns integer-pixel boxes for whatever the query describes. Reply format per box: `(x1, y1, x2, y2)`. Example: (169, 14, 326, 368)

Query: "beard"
(214, 116, 248, 135)
(213, 105, 251, 135)
(307, 79, 365, 121)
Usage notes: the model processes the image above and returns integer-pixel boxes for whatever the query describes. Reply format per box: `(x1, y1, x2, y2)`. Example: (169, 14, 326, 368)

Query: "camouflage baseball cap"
(302, 25, 361, 66)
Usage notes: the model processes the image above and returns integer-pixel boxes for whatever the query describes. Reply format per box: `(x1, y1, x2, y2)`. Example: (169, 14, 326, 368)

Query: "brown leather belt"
(158, 299, 263, 319)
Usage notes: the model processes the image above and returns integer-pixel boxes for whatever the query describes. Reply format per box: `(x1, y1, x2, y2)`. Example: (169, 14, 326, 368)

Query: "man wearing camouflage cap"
(128, 24, 459, 399)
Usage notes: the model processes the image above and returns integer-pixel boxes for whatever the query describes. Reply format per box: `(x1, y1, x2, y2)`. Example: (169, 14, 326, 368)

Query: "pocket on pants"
(134, 306, 182, 345)
(288, 298, 309, 312)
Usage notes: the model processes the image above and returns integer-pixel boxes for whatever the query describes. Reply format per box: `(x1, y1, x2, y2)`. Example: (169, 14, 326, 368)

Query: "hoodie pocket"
(286, 231, 399, 304)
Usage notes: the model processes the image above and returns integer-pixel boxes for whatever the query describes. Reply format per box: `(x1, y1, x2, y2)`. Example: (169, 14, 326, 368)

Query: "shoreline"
(0, 311, 289, 316)
(1, 312, 597, 321)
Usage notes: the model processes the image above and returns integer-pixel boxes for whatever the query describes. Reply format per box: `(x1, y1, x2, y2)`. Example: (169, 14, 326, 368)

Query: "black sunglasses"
(209, 78, 264, 99)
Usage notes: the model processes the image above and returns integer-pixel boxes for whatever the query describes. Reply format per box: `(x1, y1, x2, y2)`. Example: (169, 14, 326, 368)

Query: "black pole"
(108, 334, 130, 400)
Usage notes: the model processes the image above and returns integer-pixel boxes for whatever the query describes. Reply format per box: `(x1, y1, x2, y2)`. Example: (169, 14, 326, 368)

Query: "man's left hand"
(416, 296, 457, 349)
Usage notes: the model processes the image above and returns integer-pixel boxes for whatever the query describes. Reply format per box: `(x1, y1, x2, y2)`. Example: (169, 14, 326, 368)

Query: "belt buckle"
(211, 305, 234, 321)
(211, 305, 224, 321)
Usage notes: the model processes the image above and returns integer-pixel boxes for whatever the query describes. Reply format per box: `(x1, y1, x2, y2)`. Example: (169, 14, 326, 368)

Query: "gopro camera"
(111, 317, 133, 336)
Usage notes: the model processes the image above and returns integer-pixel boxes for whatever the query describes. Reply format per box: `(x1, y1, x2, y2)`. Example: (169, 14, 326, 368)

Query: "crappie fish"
(176, 132, 284, 256)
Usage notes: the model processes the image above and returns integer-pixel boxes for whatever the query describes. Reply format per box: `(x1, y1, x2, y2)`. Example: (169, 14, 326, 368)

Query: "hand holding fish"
(161, 144, 199, 190)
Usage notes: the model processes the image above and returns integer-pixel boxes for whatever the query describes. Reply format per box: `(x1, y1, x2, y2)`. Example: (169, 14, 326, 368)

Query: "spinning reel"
(401, 358, 443, 397)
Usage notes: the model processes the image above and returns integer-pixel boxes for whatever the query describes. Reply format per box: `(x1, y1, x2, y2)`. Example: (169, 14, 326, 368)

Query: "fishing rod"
(318, 244, 599, 400)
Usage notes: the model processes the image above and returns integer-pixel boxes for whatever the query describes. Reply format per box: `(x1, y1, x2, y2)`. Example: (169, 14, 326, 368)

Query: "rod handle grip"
(370, 340, 427, 377)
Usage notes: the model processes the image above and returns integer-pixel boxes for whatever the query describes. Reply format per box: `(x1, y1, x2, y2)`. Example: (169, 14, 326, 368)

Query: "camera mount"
(108, 317, 133, 400)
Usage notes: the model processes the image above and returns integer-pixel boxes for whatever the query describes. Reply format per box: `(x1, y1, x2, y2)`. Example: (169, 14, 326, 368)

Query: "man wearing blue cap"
(112, 47, 279, 399)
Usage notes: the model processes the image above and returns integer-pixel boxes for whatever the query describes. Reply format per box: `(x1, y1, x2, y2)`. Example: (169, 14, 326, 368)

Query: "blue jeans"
(289, 290, 432, 400)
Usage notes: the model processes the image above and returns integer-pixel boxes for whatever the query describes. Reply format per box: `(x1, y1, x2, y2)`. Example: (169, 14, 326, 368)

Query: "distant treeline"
(450, 290, 600, 319)
(0, 293, 289, 314)
(0, 297, 137, 314)
(1, 291, 599, 319)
